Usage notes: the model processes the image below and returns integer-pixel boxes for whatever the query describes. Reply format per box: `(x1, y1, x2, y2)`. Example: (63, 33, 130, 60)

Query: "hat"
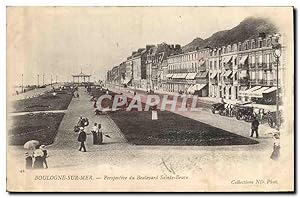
(40, 145, 46, 149)
(79, 127, 84, 130)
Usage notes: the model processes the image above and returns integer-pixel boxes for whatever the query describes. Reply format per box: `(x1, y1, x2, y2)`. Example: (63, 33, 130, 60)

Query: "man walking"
(250, 117, 260, 138)
(77, 127, 87, 152)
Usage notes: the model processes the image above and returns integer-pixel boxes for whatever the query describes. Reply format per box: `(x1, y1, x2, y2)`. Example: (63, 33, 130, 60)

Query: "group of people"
(76, 116, 104, 152)
(25, 145, 48, 169)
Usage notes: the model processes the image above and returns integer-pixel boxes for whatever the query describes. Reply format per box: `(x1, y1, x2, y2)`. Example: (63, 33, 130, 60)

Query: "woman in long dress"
(33, 148, 44, 169)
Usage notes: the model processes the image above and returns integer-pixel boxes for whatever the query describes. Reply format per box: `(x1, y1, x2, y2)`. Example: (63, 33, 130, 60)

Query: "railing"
(238, 64, 249, 70)
(238, 78, 249, 85)
(223, 78, 233, 85)
(210, 79, 218, 85)
(196, 78, 209, 84)
(224, 63, 233, 70)
(166, 79, 196, 84)
(250, 79, 274, 86)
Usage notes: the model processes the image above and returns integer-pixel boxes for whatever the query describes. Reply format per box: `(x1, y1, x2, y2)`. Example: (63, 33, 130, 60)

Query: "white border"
(1, 0, 299, 196)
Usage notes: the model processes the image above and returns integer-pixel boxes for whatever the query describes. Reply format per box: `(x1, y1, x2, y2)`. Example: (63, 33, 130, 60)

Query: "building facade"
(208, 33, 283, 104)
(164, 49, 209, 96)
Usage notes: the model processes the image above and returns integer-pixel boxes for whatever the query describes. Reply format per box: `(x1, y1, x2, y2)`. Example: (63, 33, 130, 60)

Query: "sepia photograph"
(6, 6, 294, 192)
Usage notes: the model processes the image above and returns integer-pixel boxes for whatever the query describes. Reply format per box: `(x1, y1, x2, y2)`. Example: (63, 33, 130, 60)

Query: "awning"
(187, 84, 195, 92)
(210, 71, 217, 79)
(177, 73, 188, 79)
(223, 56, 233, 63)
(262, 87, 277, 94)
(166, 74, 174, 78)
(224, 70, 232, 77)
(239, 55, 249, 64)
(185, 73, 197, 80)
(123, 78, 132, 84)
(197, 71, 209, 78)
(249, 87, 270, 98)
(172, 74, 179, 79)
(193, 84, 207, 91)
(239, 86, 261, 97)
(220, 72, 226, 77)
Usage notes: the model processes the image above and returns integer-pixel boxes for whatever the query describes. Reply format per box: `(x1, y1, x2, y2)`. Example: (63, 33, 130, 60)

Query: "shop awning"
(210, 71, 217, 79)
(223, 56, 232, 63)
(239, 86, 261, 97)
(187, 84, 195, 92)
(239, 55, 249, 64)
(249, 87, 270, 98)
(177, 73, 188, 79)
(193, 84, 207, 91)
(166, 74, 174, 78)
(197, 71, 208, 78)
(262, 87, 277, 94)
(223, 70, 232, 78)
(172, 73, 179, 79)
(185, 73, 197, 80)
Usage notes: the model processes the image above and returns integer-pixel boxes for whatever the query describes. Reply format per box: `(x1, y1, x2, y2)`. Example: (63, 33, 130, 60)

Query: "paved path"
(8, 110, 67, 116)
(52, 87, 127, 149)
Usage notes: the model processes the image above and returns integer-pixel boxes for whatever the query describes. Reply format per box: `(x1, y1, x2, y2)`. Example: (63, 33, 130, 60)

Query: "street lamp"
(272, 42, 281, 131)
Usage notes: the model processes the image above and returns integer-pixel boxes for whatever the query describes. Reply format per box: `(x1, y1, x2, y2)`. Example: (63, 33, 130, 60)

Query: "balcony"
(166, 79, 196, 84)
(238, 64, 249, 70)
(238, 78, 249, 86)
(210, 78, 218, 85)
(262, 63, 272, 70)
(250, 79, 274, 86)
(198, 66, 206, 72)
(223, 78, 233, 85)
(224, 63, 233, 70)
(196, 78, 209, 84)
(249, 63, 256, 69)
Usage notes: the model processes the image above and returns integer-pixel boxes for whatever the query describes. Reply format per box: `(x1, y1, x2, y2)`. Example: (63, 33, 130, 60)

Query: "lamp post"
(37, 74, 39, 88)
(272, 43, 281, 131)
(21, 74, 24, 93)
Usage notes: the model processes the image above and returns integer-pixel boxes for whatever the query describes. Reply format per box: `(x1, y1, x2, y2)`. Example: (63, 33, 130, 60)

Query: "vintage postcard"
(6, 6, 294, 192)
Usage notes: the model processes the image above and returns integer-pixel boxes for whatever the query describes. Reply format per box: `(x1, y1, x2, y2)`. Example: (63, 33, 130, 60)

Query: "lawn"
(108, 110, 258, 146)
(8, 112, 65, 145)
(12, 88, 74, 112)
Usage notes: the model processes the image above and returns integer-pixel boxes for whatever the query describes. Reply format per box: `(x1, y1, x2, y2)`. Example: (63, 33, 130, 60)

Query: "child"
(25, 152, 32, 169)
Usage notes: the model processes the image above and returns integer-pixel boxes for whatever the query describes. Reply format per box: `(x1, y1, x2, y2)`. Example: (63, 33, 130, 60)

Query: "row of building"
(106, 33, 284, 105)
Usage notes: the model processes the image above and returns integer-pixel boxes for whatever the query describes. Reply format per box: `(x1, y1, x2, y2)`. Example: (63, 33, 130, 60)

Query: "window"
(259, 55, 263, 63)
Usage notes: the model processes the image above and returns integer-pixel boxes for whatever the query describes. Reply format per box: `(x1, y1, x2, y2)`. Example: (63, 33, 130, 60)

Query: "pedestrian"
(78, 127, 87, 152)
(77, 116, 83, 127)
(91, 123, 98, 145)
(93, 100, 97, 108)
(77, 92, 79, 98)
(97, 124, 103, 144)
(270, 133, 280, 160)
(250, 116, 260, 138)
(25, 152, 33, 169)
(40, 145, 48, 169)
(33, 147, 44, 169)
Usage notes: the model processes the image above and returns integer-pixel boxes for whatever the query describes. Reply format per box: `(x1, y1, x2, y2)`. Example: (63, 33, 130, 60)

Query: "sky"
(7, 7, 292, 86)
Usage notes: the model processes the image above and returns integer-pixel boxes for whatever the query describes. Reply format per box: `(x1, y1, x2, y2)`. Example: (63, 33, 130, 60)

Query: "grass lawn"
(108, 110, 258, 146)
(12, 89, 74, 112)
(8, 112, 65, 145)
